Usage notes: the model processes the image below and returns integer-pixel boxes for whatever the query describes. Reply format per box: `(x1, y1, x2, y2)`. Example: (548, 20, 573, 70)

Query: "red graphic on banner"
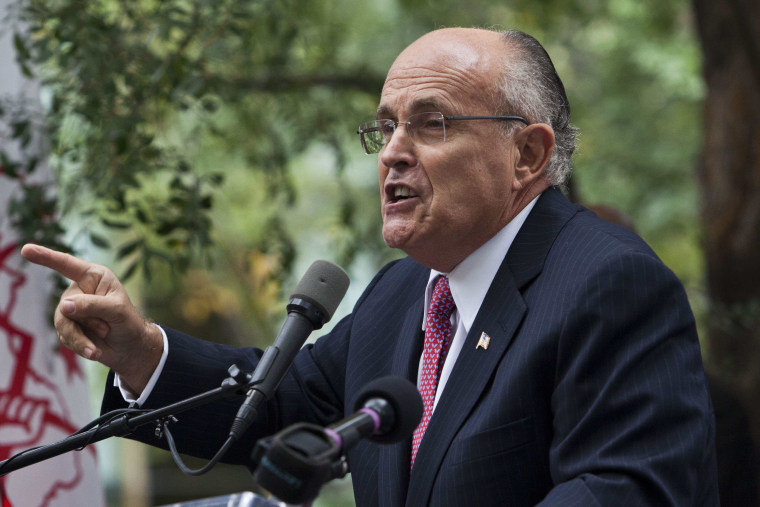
(1, 482, 11, 507)
(0, 238, 96, 506)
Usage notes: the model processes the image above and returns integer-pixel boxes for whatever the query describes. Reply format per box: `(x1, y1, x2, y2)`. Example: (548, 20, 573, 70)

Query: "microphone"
(229, 260, 350, 441)
(327, 375, 423, 448)
(250, 376, 422, 504)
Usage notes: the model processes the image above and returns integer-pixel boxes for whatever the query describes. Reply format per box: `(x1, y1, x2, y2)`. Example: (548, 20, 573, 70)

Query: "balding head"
(386, 28, 576, 187)
(386, 28, 508, 110)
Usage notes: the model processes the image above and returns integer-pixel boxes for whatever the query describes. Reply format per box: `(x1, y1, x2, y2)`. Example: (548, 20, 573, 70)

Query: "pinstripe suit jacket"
(103, 187, 718, 506)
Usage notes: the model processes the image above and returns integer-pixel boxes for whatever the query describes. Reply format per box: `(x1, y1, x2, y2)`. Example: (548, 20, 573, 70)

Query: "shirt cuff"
(113, 323, 169, 407)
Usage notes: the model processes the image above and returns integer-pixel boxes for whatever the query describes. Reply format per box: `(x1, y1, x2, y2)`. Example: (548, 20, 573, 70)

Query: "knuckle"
(113, 300, 127, 314)
(75, 296, 88, 312)
(58, 334, 73, 349)
(62, 285, 77, 297)
(70, 339, 88, 356)
(85, 265, 109, 283)
(53, 313, 66, 330)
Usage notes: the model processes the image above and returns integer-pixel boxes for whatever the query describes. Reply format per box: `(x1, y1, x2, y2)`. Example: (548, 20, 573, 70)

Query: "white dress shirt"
(420, 196, 538, 411)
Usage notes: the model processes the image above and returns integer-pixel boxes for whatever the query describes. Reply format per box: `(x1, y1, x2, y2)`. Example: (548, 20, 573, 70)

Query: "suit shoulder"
(353, 257, 429, 307)
(558, 207, 660, 264)
(532, 206, 686, 302)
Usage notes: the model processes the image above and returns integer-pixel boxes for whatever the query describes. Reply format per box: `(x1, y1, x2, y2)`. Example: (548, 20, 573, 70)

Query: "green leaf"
(116, 238, 144, 259)
(11, 121, 29, 138)
(89, 233, 110, 249)
(156, 221, 178, 235)
(102, 218, 132, 229)
(26, 157, 39, 174)
(121, 260, 139, 281)
(13, 33, 30, 61)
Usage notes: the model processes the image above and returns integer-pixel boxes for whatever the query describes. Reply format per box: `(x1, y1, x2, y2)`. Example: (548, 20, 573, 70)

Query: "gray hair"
(496, 30, 578, 186)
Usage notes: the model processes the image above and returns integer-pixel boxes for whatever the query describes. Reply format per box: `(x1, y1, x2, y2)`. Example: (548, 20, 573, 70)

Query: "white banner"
(1, 1, 105, 505)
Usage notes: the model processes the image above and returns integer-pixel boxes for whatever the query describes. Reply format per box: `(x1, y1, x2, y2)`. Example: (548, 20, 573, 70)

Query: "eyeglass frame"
(356, 112, 530, 155)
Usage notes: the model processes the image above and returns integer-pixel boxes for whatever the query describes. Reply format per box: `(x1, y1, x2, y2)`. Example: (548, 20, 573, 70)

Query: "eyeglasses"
(356, 112, 529, 154)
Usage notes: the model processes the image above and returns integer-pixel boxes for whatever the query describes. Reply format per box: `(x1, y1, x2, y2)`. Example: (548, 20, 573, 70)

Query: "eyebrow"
(375, 104, 394, 120)
(376, 98, 450, 119)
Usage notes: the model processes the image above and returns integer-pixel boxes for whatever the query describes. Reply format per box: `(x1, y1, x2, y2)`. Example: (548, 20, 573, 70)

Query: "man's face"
(376, 29, 521, 272)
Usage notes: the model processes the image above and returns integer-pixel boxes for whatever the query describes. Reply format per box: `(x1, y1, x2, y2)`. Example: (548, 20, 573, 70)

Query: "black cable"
(71, 407, 150, 450)
(162, 421, 235, 476)
(73, 407, 148, 435)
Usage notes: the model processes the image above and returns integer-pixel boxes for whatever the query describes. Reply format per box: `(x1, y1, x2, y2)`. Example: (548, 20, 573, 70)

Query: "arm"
(98, 258, 405, 465)
(99, 312, 354, 465)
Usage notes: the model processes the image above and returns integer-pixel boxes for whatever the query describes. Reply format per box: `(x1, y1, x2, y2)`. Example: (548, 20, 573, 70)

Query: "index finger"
(20, 244, 94, 282)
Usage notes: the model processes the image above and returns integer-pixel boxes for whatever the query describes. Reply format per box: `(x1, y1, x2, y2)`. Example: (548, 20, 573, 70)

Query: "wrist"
(118, 320, 164, 395)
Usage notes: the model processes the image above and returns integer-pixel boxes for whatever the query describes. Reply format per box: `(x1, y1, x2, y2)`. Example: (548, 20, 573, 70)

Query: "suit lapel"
(405, 264, 527, 506)
(404, 187, 581, 506)
(378, 297, 425, 507)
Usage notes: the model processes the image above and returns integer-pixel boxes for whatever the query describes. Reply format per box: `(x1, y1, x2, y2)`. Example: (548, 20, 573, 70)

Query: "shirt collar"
(424, 196, 539, 332)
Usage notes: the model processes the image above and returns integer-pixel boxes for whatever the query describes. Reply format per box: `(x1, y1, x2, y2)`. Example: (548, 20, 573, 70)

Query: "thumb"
(61, 292, 135, 325)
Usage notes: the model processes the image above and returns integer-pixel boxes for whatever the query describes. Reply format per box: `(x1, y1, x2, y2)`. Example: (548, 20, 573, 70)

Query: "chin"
(382, 226, 414, 252)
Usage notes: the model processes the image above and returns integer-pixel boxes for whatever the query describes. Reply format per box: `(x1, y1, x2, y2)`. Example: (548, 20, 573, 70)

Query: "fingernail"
(83, 348, 93, 359)
(63, 300, 75, 315)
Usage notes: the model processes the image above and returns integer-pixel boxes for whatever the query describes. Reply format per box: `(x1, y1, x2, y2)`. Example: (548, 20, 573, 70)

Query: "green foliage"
(3, 0, 393, 283)
(558, 0, 705, 288)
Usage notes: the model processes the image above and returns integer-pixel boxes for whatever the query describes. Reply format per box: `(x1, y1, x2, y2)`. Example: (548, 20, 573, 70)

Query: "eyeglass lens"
(358, 112, 446, 154)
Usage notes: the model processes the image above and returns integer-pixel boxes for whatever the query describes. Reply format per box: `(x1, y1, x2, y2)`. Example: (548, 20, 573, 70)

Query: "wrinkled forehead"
(396, 32, 487, 71)
(379, 30, 503, 116)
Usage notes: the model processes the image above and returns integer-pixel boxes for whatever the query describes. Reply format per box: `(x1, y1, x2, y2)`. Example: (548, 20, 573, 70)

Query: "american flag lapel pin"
(476, 332, 491, 350)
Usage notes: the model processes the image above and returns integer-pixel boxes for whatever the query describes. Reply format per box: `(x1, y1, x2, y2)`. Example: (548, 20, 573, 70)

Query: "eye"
(420, 117, 444, 130)
(412, 113, 445, 133)
(376, 121, 396, 139)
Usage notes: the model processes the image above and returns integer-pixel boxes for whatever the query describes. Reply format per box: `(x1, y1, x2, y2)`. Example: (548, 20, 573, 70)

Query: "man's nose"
(379, 123, 416, 168)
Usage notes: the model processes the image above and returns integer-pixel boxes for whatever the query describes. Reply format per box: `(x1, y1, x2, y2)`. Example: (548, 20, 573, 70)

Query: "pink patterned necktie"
(411, 275, 456, 469)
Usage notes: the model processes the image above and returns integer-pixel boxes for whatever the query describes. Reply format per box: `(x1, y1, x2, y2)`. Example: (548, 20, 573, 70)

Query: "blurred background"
(1, 0, 758, 505)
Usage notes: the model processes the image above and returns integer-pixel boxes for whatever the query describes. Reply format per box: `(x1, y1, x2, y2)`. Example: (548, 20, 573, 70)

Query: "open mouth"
(389, 185, 418, 204)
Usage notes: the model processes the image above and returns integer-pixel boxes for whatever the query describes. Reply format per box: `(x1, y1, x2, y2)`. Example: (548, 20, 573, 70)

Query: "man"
(21, 28, 718, 505)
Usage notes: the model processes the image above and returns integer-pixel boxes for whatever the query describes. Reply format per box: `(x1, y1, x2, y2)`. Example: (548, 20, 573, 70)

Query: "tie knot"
(429, 276, 455, 320)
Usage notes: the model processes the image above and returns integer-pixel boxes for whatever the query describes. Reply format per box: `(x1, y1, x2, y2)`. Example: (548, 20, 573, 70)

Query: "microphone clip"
(287, 297, 329, 329)
(250, 423, 345, 505)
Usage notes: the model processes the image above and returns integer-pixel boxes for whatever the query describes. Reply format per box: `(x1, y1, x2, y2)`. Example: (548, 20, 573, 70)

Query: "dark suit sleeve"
(99, 259, 403, 467)
(539, 249, 717, 506)
(100, 317, 353, 465)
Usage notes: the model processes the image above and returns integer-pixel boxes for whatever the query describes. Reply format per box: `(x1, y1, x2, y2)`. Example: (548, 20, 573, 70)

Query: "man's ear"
(513, 123, 555, 189)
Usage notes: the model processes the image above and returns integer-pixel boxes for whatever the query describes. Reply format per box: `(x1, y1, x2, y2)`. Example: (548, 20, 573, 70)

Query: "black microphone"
(250, 377, 423, 504)
(229, 260, 350, 441)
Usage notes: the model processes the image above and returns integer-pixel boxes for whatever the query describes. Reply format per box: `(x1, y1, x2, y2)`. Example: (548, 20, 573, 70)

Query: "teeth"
(394, 186, 414, 198)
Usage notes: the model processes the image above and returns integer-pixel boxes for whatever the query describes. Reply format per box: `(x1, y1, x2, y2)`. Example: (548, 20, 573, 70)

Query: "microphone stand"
(0, 364, 255, 477)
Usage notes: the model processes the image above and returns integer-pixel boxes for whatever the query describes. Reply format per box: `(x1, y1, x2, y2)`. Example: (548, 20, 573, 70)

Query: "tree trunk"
(692, 0, 760, 498)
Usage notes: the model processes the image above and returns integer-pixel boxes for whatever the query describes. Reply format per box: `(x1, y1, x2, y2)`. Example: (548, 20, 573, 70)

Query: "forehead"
(378, 31, 503, 117)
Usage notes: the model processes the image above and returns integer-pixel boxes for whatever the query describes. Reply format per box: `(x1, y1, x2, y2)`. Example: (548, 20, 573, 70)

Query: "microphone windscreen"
(290, 260, 350, 322)
(354, 376, 423, 444)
